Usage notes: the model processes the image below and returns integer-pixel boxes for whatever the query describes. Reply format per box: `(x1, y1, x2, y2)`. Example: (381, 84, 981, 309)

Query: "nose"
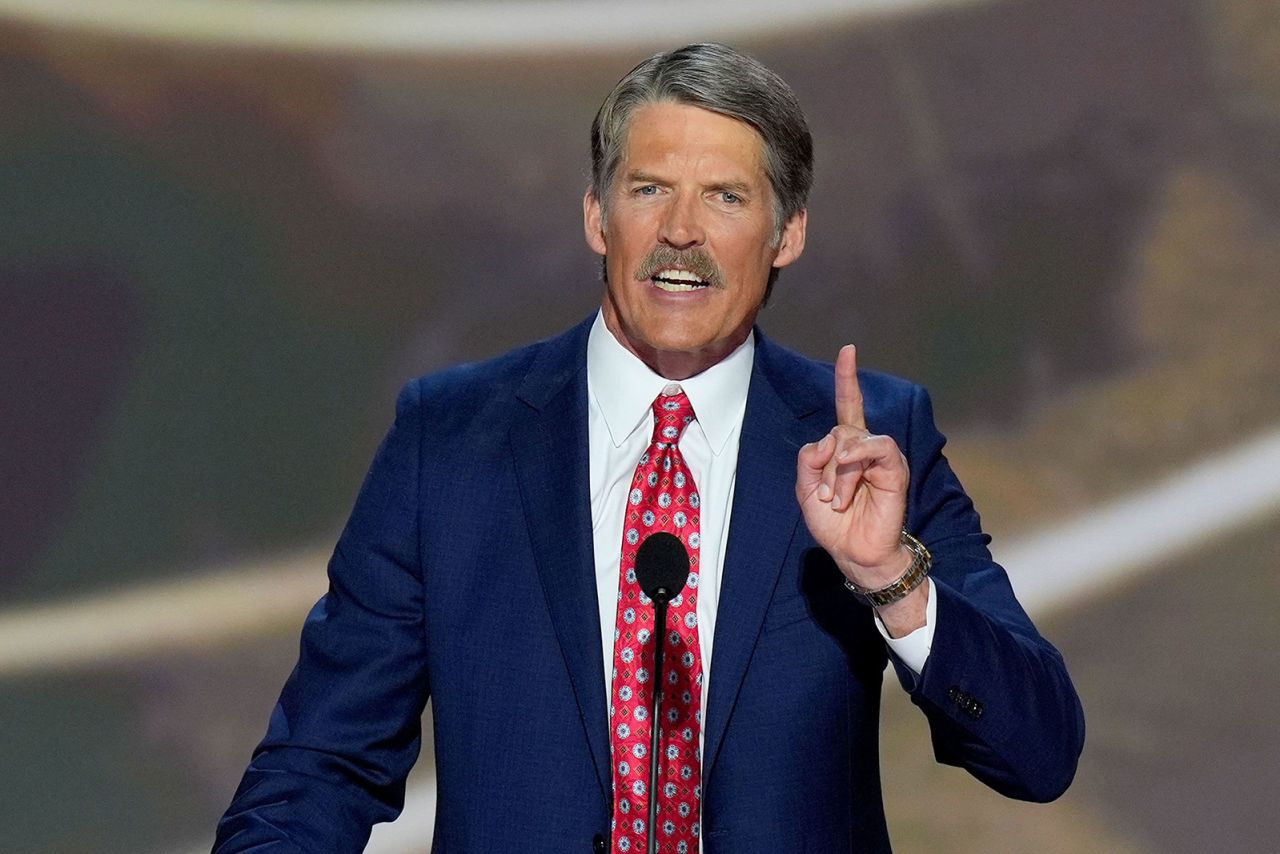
(657, 191, 705, 250)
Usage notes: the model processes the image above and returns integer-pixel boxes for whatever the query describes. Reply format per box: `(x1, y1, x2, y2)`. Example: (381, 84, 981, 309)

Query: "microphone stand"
(646, 590, 671, 854)
(633, 533, 689, 854)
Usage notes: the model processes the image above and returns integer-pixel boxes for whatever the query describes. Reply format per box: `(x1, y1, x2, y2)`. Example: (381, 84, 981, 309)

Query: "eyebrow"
(624, 170, 755, 196)
(625, 170, 667, 185)
(711, 179, 753, 195)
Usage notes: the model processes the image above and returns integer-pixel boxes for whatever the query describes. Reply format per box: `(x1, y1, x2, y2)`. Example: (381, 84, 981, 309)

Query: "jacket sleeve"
(893, 384, 1085, 803)
(213, 379, 430, 853)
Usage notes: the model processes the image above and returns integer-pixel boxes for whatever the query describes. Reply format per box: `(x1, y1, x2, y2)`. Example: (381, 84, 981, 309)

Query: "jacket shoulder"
(399, 318, 589, 432)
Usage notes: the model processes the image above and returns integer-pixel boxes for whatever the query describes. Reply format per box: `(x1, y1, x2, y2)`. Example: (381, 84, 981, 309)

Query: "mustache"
(634, 246, 724, 288)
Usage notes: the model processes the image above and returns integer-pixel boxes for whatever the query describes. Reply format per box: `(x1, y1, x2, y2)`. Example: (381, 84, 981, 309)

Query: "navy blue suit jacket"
(215, 316, 1083, 852)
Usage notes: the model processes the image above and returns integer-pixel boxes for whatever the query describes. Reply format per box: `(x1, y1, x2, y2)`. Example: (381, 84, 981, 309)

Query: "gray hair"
(589, 43, 813, 244)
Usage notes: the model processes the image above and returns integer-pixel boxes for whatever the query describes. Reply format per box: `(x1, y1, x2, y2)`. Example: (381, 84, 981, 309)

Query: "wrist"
(842, 543, 913, 588)
(842, 532, 932, 608)
(875, 579, 929, 638)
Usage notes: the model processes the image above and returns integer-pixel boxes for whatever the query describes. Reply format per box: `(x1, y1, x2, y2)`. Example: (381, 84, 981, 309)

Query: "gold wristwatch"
(843, 531, 932, 608)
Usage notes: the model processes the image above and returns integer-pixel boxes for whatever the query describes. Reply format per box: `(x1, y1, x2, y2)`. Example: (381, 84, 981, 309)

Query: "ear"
(771, 208, 807, 269)
(583, 189, 608, 256)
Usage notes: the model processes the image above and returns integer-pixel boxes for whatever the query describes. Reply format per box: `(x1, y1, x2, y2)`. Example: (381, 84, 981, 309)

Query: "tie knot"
(650, 390, 696, 445)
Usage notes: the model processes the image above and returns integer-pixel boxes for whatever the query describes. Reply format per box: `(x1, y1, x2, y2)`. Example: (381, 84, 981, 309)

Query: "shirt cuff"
(873, 579, 935, 677)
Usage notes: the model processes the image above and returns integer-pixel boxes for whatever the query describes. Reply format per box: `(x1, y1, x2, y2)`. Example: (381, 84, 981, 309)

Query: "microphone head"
(634, 532, 691, 605)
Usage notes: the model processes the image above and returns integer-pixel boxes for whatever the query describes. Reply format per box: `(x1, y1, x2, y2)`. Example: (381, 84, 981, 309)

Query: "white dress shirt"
(585, 312, 935, 718)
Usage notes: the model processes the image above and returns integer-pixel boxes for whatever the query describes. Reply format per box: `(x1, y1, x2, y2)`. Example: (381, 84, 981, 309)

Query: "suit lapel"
(702, 332, 827, 779)
(509, 318, 613, 802)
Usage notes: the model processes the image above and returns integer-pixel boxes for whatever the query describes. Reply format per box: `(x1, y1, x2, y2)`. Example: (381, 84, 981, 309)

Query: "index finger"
(835, 344, 866, 429)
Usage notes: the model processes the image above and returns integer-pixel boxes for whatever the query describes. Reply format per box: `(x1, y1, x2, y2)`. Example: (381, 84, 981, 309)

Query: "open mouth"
(651, 268, 710, 292)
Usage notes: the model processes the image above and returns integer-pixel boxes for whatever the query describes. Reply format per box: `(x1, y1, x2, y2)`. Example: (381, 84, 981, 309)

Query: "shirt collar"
(587, 310, 753, 456)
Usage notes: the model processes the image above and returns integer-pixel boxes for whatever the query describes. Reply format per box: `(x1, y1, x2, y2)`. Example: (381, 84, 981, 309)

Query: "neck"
(600, 306, 750, 381)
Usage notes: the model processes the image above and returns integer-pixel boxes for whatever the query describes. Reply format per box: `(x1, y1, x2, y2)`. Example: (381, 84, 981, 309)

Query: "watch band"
(843, 531, 932, 608)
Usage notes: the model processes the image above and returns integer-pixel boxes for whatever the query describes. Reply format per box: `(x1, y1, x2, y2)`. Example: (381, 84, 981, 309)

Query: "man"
(215, 44, 1083, 853)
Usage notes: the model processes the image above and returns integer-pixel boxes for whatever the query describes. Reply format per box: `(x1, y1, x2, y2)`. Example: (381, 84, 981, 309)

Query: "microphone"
(633, 532, 690, 854)
(635, 532, 691, 605)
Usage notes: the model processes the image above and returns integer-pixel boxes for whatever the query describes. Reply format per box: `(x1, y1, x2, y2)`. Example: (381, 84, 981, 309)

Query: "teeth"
(655, 269, 706, 283)
(652, 268, 708, 292)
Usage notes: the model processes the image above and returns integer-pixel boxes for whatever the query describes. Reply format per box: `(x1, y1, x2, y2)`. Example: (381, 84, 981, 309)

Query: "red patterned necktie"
(609, 389, 703, 854)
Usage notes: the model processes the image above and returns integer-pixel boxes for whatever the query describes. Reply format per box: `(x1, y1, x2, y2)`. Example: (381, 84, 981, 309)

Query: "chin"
(635, 317, 715, 349)
(650, 335, 715, 357)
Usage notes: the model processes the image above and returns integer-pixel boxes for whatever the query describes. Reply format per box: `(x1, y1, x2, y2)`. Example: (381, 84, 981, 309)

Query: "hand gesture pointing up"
(795, 346, 927, 634)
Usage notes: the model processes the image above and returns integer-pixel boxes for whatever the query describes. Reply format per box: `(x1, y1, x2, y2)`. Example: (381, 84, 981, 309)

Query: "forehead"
(620, 101, 767, 181)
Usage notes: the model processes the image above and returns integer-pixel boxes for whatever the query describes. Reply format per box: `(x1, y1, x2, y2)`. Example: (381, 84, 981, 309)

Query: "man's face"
(584, 101, 806, 379)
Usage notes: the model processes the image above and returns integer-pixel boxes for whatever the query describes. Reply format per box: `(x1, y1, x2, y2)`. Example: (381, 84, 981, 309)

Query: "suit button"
(593, 833, 606, 853)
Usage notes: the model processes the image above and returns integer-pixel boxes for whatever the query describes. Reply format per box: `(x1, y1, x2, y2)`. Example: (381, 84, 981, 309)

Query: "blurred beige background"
(2, 1, 1278, 852)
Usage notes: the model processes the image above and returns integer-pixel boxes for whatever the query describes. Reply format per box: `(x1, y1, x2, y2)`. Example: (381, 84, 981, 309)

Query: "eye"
(719, 191, 742, 204)
(635, 184, 660, 196)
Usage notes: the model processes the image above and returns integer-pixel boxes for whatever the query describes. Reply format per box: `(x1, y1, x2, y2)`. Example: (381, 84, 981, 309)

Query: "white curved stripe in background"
(0, 0, 982, 53)
(0, 550, 328, 677)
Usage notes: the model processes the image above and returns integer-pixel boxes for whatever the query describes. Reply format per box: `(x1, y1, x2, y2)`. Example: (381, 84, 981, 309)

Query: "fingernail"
(818, 483, 832, 501)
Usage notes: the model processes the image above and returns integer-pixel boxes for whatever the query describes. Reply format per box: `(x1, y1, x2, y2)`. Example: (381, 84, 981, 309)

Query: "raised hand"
(795, 345, 916, 602)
